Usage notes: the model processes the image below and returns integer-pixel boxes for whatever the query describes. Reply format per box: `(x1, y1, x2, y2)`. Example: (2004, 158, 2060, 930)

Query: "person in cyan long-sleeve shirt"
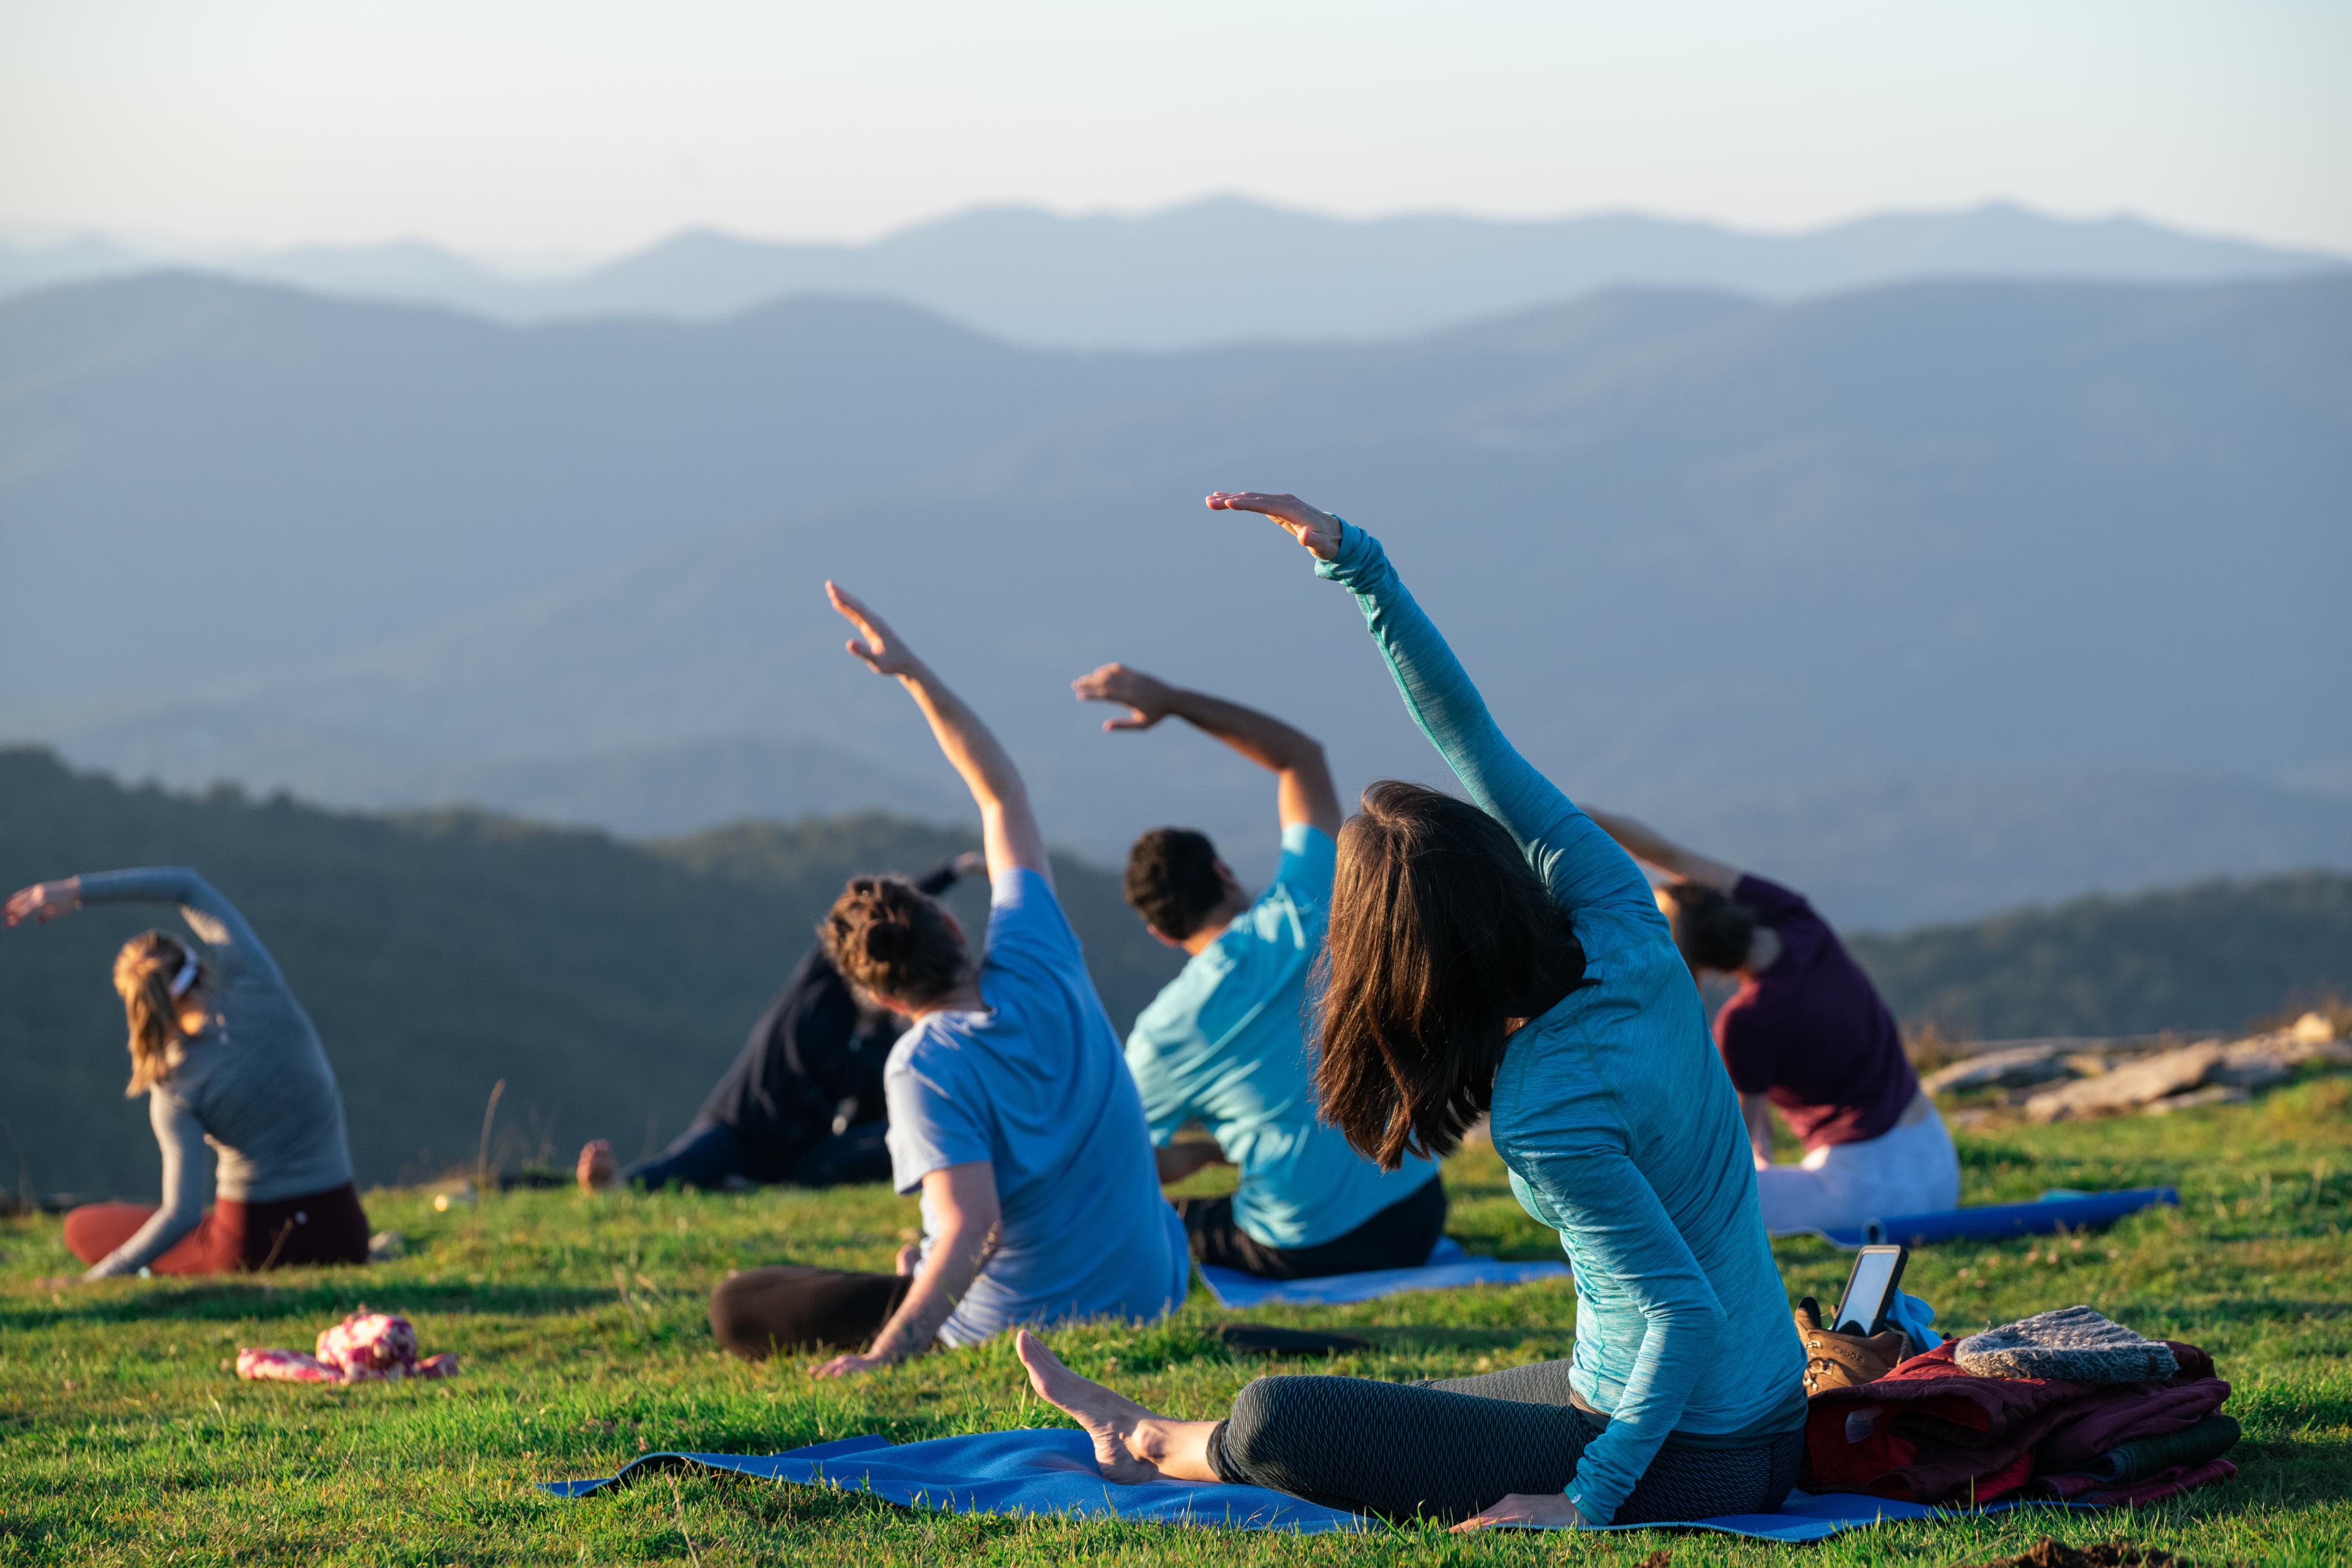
(1017, 493, 1806, 1534)
(5, 868, 368, 1280)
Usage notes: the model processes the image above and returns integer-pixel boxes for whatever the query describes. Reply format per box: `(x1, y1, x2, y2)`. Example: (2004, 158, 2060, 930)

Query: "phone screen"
(1834, 1248, 1901, 1335)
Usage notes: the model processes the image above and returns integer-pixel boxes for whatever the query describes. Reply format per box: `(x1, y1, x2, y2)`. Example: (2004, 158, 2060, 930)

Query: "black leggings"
(707, 1265, 913, 1360)
(1207, 1359, 1804, 1524)
(1178, 1175, 1448, 1280)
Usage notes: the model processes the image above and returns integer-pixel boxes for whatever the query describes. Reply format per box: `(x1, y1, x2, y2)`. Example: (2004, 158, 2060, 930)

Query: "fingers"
(1071, 662, 1133, 701)
(827, 582, 884, 641)
(1101, 713, 1148, 731)
(1206, 492, 1341, 559)
(1205, 491, 1302, 521)
(824, 579, 870, 623)
(1447, 1504, 1521, 1534)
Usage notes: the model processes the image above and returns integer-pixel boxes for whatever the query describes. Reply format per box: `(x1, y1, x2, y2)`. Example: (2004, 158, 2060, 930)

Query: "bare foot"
(576, 1139, 614, 1193)
(1014, 1329, 1170, 1483)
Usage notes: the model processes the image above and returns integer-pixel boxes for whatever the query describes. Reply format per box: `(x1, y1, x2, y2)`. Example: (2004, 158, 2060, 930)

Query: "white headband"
(167, 949, 202, 999)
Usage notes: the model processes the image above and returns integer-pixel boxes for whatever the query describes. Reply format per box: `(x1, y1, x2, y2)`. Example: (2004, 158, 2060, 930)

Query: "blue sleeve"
(74, 867, 285, 990)
(1518, 1140, 1728, 1524)
(883, 1049, 993, 1194)
(1268, 823, 1336, 921)
(982, 868, 1084, 976)
(83, 1095, 211, 1280)
(1314, 526, 1659, 930)
(1123, 1030, 1189, 1145)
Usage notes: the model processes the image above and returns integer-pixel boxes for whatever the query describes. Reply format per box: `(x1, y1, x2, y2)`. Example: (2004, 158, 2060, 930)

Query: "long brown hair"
(113, 931, 202, 1096)
(1314, 780, 1588, 1168)
(821, 876, 969, 1009)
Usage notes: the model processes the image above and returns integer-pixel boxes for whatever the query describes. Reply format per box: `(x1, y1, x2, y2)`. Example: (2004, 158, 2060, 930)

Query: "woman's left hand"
(3, 879, 81, 928)
(1449, 1492, 1589, 1532)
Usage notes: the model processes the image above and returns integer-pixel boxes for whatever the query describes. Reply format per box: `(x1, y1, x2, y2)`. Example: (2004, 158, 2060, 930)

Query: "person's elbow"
(1654, 1291, 1728, 1349)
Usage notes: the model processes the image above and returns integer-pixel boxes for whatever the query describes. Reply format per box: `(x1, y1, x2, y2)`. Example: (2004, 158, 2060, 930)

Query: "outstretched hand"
(1449, 1492, 1589, 1533)
(1071, 663, 1179, 731)
(3, 880, 79, 929)
(810, 1348, 898, 1380)
(1205, 492, 1344, 561)
(827, 582, 923, 678)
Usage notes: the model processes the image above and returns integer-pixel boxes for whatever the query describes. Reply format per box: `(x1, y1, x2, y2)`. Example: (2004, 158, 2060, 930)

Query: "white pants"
(1755, 1106, 1961, 1237)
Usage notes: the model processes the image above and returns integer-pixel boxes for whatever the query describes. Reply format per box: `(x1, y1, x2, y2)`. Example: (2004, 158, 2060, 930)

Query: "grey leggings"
(1206, 1359, 1804, 1525)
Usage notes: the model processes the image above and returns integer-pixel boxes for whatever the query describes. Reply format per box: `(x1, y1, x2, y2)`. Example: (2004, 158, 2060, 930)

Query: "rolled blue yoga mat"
(1816, 1187, 2178, 1250)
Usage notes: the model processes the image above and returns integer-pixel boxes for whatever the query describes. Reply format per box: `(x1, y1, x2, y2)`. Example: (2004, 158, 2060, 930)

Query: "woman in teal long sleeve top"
(1016, 493, 1806, 1532)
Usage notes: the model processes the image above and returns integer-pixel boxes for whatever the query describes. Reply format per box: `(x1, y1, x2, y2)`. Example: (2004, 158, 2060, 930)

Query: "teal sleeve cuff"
(1311, 518, 1381, 584)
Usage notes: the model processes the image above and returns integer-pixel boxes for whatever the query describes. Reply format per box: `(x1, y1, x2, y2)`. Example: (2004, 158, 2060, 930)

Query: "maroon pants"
(64, 1182, 371, 1275)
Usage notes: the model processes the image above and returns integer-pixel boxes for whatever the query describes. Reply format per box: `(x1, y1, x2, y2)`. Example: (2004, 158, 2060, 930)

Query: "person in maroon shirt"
(1585, 809, 1959, 1235)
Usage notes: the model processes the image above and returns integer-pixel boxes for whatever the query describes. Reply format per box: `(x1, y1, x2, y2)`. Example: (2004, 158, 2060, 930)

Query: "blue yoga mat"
(1811, 1187, 2179, 1250)
(546, 1428, 2084, 1541)
(1199, 1235, 1572, 1309)
(546, 1430, 1361, 1530)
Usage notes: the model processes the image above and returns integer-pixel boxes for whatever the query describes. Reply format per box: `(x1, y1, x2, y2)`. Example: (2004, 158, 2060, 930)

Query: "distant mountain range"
(4, 197, 2344, 349)
(3, 269, 2346, 930)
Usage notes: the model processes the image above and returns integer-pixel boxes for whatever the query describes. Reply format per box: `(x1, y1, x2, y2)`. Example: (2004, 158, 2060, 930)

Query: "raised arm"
(1580, 808, 1741, 892)
(6, 867, 278, 985)
(1071, 664, 1343, 837)
(1205, 492, 1653, 922)
(827, 583, 1050, 886)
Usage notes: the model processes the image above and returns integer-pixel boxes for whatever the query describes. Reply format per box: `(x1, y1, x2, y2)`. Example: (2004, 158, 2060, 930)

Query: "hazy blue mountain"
(4, 271, 2346, 929)
(7, 198, 2343, 348)
(1640, 771, 2352, 931)
(50, 713, 2352, 930)
(48, 714, 962, 837)
(0, 233, 150, 298)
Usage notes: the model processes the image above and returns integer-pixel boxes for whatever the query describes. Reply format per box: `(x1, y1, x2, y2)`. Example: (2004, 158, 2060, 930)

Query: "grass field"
(3, 1078, 2346, 1566)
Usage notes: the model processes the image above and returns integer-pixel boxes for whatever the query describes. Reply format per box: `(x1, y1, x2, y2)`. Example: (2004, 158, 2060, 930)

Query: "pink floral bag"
(237, 1311, 458, 1385)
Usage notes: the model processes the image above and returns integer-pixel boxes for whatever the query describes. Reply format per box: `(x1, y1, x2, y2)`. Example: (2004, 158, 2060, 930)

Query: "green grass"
(4, 1080, 2347, 1566)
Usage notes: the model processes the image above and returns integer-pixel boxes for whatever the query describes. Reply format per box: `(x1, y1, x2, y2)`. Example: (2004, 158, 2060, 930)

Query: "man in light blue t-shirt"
(1073, 664, 1446, 1279)
(707, 586, 1186, 1371)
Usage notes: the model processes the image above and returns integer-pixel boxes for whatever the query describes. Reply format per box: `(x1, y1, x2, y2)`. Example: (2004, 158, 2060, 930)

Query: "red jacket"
(1804, 1340, 2228, 1504)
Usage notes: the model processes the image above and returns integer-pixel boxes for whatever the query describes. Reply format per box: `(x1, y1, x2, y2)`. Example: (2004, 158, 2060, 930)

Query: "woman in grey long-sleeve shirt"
(5, 867, 369, 1279)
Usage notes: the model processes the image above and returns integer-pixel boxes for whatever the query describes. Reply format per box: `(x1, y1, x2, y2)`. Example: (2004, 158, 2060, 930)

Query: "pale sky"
(3, 0, 2347, 263)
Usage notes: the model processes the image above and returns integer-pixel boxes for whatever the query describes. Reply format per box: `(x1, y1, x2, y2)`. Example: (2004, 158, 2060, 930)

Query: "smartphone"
(1832, 1243, 1909, 1336)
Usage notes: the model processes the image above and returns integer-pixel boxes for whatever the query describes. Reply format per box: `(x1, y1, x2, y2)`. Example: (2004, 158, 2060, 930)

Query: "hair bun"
(822, 875, 967, 1008)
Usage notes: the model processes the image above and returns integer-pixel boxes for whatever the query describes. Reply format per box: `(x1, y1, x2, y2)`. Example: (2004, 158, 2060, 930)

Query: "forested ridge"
(1848, 871, 2352, 1040)
(5, 745, 2346, 1199)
